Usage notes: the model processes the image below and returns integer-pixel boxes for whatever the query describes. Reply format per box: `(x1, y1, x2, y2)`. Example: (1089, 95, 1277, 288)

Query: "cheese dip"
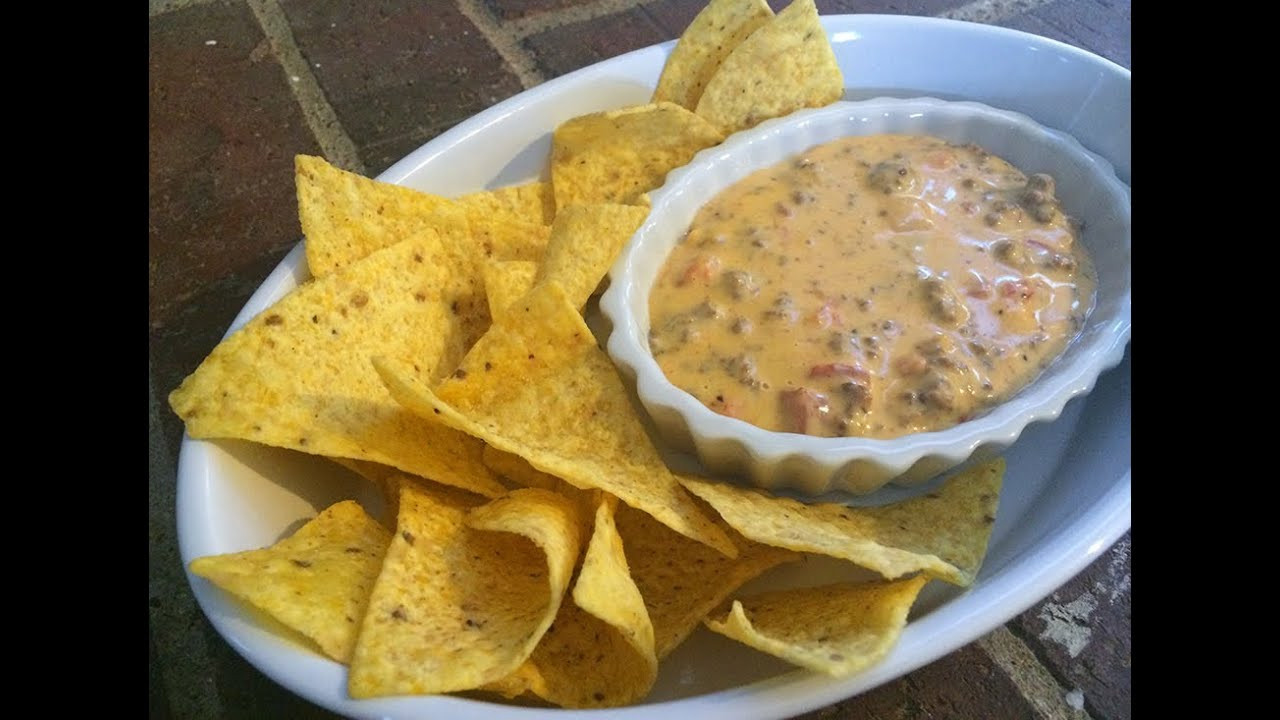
(647, 134, 1096, 439)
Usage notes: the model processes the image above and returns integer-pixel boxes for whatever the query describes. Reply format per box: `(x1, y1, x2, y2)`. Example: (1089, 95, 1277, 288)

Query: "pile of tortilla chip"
(170, 0, 1009, 709)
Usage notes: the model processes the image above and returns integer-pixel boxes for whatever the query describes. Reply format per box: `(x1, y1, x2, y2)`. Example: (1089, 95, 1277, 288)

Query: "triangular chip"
(680, 459, 1004, 586)
(455, 181, 556, 227)
(168, 235, 504, 498)
(482, 259, 539, 320)
(471, 217, 553, 263)
(534, 203, 650, 310)
(188, 500, 391, 664)
(550, 102, 723, 211)
(704, 576, 928, 676)
(652, 0, 775, 110)
(694, 0, 843, 135)
(296, 155, 453, 277)
(486, 495, 658, 708)
(373, 282, 737, 557)
(616, 503, 799, 658)
(347, 484, 580, 697)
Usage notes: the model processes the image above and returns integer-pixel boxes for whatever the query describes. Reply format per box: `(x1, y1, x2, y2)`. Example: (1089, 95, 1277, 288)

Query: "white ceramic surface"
(177, 15, 1132, 720)
(600, 98, 1131, 495)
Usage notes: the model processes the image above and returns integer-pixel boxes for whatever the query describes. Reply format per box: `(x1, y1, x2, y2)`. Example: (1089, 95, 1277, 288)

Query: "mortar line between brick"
(978, 626, 1094, 720)
(149, 0, 221, 18)
(506, 0, 651, 40)
(939, 0, 1059, 23)
(456, 0, 546, 89)
(245, 0, 367, 175)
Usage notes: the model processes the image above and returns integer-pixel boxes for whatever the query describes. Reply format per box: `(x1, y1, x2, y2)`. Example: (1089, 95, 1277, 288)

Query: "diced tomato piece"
(964, 273, 991, 299)
(677, 254, 721, 286)
(812, 300, 843, 328)
(808, 363, 870, 382)
(922, 150, 956, 171)
(998, 279, 1035, 301)
(780, 387, 829, 435)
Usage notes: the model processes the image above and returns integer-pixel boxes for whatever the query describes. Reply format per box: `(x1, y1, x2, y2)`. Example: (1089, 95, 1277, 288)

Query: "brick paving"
(149, 1, 1131, 717)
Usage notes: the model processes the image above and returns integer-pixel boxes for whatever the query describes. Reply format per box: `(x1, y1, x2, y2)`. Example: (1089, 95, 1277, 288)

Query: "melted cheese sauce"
(648, 134, 1096, 439)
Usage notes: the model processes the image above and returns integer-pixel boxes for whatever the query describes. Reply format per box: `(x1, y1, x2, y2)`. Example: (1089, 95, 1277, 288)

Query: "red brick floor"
(149, 1, 1131, 718)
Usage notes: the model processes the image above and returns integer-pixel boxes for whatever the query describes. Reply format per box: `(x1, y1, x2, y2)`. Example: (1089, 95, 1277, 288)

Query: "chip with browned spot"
(485, 495, 657, 707)
(652, 0, 775, 110)
(373, 282, 737, 557)
(680, 459, 1004, 586)
(615, 502, 800, 658)
(455, 181, 557, 227)
(169, 236, 504, 498)
(550, 102, 723, 211)
(188, 500, 391, 664)
(347, 484, 580, 697)
(482, 259, 539, 320)
(534, 203, 650, 311)
(704, 576, 928, 676)
(694, 0, 843, 135)
(296, 155, 454, 277)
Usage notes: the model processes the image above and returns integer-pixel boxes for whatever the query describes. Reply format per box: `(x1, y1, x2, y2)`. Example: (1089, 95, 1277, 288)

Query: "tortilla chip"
(473, 218, 553, 263)
(373, 282, 737, 558)
(488, 495, 658, 707)
(482, 260, 539, 320)
(455, 181, 556, 227)
(188, 500, 391, 664)
(483, 445, 555, 489)
(456, 182, 556, 263)
(168, 236, 505, 498)
(694, 0, 843, 135)
(535, 204, 650, 311)
(704, 576, 928, 676)
(680, 459, 1004, 586)
(297, 155, 453, 277)
(347, 484, 580, 697)
(615, 503, 800, 658)
(652, 0, 774, 110)
(550, 102, 723, 211)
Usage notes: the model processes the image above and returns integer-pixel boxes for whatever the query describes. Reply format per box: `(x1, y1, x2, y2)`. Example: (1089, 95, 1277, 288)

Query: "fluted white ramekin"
(599, 98, 1131, 495)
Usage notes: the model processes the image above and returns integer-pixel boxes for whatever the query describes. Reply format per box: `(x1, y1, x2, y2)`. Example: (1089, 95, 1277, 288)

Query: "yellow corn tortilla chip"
(188, 500, 391, 664)
(347, 484, 580, 697)
(616, 503, 800, 658)
(481, 445, 602, 526)
(168, 235, 505, 498)
(455, 181, 556, 226)
(483, 445, 558, 491)
(480, 446, 604, 550)
(680, 459, 1004, 586)
(550, 102, 724, 211)
(487, 495, 658, 708)
(534, 203, 650, 311)
(694, 0, 843, 135)
(482, 259, 539, 320)
(652, 0, 774, 110)
(473, 217, 553, 263)
(297, 155, 452, 277)
(456, 183, 556, 262)
(300, 155, 546, 277)
(704, 576, 928, 676)
(373, 282, 737, 558)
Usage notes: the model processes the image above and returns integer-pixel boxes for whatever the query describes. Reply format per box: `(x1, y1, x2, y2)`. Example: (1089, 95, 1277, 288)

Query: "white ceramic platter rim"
(176, 14, 1131, 720)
